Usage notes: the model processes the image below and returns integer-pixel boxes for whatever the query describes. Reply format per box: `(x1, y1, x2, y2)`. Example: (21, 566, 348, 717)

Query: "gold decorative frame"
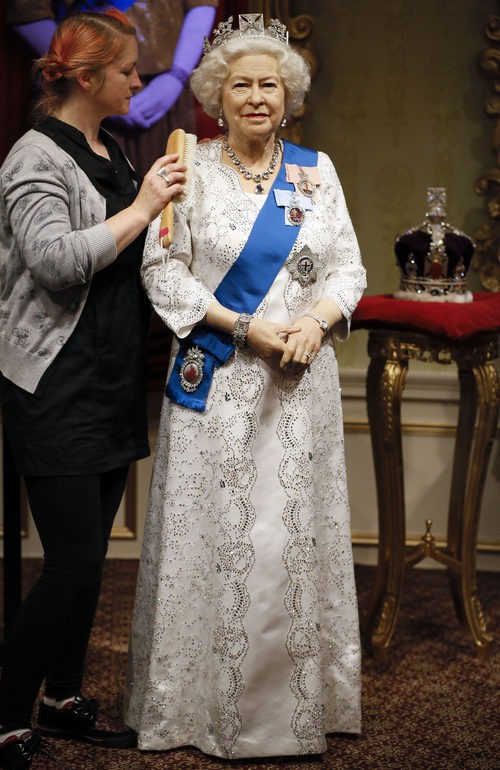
(474, 8, 500, 292)
(234, 1, 317, 143)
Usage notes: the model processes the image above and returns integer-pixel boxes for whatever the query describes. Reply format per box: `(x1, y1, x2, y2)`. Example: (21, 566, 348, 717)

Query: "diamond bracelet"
(233, 313, 253, 349)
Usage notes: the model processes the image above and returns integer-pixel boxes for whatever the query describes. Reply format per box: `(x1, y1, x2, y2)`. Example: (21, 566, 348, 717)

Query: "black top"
(1, 117, 151, 476)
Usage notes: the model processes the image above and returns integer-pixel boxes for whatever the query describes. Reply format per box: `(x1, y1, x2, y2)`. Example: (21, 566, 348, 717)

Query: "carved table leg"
(447, 358, 499, 658)
(446, 365, 477, 625)
(363, 338, 408, 660)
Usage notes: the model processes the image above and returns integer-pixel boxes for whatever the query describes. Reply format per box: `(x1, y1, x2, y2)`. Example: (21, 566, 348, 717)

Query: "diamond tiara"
(202, 14, 289, 56)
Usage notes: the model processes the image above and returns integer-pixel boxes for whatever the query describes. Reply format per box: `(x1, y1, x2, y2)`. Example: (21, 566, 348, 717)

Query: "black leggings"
(0, 467, 128, 729)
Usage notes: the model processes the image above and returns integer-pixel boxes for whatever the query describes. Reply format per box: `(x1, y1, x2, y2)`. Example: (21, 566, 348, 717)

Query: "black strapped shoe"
(0, 729, 70, 769)
(37, 696, 136, 748)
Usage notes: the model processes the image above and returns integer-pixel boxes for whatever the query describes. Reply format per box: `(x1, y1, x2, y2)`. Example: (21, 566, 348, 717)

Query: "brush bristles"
(159, 128, 198, 248)
(176, 132, 197, 202)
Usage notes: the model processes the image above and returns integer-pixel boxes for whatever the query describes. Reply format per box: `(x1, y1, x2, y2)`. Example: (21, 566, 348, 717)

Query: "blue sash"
(57, 0, 135, 21)
(166, 141, 318, 412)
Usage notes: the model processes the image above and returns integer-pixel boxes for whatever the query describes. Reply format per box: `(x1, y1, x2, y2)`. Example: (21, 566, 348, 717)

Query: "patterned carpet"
(4, 559, 500, 770)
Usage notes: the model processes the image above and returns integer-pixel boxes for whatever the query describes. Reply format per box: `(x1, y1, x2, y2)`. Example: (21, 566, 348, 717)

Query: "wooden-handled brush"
(159, 128, 197, 248)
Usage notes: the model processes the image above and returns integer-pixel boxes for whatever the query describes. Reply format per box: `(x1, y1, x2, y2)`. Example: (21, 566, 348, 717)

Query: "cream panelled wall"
(302, 0, 495, 368)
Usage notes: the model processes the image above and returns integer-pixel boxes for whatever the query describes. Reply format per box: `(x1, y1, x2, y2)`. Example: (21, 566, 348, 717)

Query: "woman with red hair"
(0, 10, 185, 769)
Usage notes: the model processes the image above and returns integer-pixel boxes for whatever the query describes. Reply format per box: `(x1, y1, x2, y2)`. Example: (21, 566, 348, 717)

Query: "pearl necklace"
(223, 134, 281, 194)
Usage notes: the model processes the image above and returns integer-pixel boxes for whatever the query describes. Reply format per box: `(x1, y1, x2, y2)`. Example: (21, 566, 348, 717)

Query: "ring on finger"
(157, 167, 172, 185)
(304, 351, 313, 360)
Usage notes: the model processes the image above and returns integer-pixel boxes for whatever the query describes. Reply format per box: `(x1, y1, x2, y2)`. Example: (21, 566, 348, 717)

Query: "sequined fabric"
(124, 140, 366, 759)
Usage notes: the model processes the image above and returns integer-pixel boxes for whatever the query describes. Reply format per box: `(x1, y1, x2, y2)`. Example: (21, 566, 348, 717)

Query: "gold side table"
(362, 327, 499, 660)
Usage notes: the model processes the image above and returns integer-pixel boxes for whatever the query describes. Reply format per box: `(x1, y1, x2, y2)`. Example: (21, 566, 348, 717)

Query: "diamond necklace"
(222, 134, 281, 194)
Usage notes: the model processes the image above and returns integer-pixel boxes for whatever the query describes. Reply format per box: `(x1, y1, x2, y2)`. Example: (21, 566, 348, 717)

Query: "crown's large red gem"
(429, 259, 444, 279)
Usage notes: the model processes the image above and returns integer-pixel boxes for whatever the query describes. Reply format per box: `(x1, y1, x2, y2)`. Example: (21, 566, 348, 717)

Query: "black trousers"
(0, 467, 128, 729)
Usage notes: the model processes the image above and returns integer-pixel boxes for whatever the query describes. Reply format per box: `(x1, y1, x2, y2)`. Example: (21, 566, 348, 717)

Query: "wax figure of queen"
(124, 14, 367, 760)
(8, 0, 218, 175)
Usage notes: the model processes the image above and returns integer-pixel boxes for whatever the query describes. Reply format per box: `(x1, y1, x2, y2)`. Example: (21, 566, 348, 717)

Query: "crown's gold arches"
(475, 7, 500, 292)
(230, 0, 317, 144)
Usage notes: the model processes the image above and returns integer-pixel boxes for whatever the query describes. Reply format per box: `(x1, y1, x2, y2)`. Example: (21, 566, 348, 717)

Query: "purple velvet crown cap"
(394, 229, 475, 278)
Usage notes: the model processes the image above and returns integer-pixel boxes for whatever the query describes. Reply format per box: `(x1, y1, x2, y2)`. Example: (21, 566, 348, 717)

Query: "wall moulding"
(352, 531, 500, 555)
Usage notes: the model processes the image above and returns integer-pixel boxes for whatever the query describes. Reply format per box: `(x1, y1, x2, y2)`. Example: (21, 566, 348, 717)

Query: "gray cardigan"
(0, 129, 118, 393)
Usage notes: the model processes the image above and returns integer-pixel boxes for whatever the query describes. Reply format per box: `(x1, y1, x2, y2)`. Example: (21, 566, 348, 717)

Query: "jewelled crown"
(202, 14, 289, 56)
(394, 188, 475, 303)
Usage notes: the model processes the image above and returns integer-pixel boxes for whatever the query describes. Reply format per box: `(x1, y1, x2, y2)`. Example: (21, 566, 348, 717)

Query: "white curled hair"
(190, 33, 311, 119)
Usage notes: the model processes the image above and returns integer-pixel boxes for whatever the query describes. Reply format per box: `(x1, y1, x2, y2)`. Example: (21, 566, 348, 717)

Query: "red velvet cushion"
(351, 292, 500, 340)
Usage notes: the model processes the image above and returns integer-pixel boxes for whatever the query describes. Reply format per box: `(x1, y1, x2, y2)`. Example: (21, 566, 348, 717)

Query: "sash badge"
(180, 346, 205, 392)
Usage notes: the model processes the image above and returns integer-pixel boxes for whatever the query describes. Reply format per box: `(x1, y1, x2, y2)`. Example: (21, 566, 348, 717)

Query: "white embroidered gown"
(124, 140, 367, 758)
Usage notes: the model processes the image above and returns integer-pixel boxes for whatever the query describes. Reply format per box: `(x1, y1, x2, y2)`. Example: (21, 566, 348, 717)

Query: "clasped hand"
(246, 316, 324, 374)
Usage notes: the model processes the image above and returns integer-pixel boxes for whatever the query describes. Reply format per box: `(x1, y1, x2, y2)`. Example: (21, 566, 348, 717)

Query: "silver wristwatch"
(233, 313, 253, 348)
(304, 312, 329, 336)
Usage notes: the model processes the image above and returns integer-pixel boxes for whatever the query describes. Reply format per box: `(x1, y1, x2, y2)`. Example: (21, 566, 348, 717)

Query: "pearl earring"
(218, 111, 224, 128)
(281, 115, 287, 128)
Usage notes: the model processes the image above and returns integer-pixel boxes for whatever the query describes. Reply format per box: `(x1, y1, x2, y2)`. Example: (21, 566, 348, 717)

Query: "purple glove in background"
(14, 19, 57, 54)
(164, 5, 217, 85)
(115, 70, 184, 129)
(112, 4, 216, 130)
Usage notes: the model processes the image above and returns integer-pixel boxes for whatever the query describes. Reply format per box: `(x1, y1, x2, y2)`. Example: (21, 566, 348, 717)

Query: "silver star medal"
(287, 246, 317, 286)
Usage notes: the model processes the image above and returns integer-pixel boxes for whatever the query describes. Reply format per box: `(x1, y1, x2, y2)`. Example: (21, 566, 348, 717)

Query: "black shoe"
(0, 729, 70, 769)
(37, 696, 136, 749)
